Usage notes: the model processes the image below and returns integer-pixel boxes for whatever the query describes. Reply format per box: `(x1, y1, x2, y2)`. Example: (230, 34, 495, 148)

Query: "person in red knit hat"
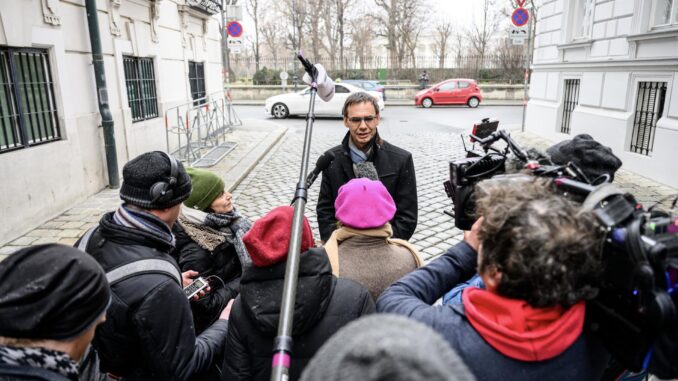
(221, 206, 374, 381)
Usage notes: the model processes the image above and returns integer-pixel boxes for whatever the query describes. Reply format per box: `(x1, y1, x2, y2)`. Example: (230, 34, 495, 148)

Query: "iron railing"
(560, 79, 580, 134)
(123, 56, 158, 122)
(630, 81, 666, 156)
(0, 46, 60, 154)
(164, 91, 241, 165)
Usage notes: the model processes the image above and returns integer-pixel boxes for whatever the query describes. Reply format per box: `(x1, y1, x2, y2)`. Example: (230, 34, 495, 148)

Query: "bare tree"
(261, 21, 281, 65)
(306, 0, 323, 61)
(348, 17, 375, 70)
(245, 0, 263, 72)
(433, 21, 453, 69)
(467, 0, 501, 75)
(277, 0, 308, 56)
(494, 34, 526, 83)
(373, 0, 427, 70)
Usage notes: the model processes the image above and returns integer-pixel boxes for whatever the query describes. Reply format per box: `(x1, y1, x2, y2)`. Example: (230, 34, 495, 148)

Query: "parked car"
(342, 80, 387, 100)
(414, 79, 482, 108)
(265, 83, 385, 119)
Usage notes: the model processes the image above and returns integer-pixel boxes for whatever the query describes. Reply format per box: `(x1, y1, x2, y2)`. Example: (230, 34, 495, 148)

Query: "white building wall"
(526, 0, 678, 188)
(0, 0, 224, 245)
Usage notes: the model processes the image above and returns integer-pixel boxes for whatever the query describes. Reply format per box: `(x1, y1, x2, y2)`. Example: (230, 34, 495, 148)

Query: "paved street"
(231, 105, 525, 260)
(1, 104, 676, 263)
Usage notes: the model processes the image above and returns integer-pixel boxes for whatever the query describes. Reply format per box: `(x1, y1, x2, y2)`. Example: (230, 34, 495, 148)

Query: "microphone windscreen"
(353, 162, 379, 180)
(303, 64, 335, 102)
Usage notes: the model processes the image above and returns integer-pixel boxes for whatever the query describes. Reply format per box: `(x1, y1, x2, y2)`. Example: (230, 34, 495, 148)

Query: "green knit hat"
(183, 168, 225, 211)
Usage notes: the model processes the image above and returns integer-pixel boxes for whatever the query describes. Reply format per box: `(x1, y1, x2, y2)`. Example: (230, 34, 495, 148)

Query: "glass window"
(0, 46, 61, 154)
(572, 0, 595, 40)
(335, 85, 350, 93)
(458, 81, 470, 89)
(123, 56, 158, 122)
(439, 82, 457, 91)
(188, 61, 206, 105)
(653, 0, 675, 26)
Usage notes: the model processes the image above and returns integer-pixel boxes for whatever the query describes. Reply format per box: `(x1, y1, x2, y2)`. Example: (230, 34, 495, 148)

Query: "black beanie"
(546, 134, 623, 182)
(300, 314, 475, 381)
(0, 244, 110, 340)
(119, 151, 192, 209)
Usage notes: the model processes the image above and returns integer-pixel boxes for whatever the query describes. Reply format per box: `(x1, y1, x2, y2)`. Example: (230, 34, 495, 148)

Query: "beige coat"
(324, 224, 423, 301)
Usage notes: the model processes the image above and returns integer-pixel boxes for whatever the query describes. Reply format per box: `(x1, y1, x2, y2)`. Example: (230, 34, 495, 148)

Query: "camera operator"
(443, 133, 623, 305)
(377, 177, 609, 380)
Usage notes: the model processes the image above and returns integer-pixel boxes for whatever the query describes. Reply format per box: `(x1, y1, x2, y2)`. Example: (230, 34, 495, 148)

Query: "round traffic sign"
(512, 8, 529, 27)
(279, 71, 289, 80)
(227, 21, 243, 38)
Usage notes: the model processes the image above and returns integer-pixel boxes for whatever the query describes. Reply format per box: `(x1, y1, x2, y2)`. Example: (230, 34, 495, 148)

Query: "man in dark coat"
(378, 177, 609, 381)
(222, 206, 375, 381)
(317, 92, 417, 241)
(0, 244, 109, 381)
(77, 151, 232, 381)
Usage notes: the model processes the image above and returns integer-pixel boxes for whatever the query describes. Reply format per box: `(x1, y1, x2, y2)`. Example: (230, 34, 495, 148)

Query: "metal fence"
(630, 81, 667, 156)
(232, 54, 528, 84)
(0, 47, 60, 154)
(560, 79, 580, 134)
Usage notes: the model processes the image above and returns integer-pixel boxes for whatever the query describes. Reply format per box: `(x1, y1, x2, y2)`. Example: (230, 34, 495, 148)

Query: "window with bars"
(123, 56, 158, 122)
(630, 82, 667, 156)
(188, 61, 206, 105)
(0, 47, 61, 154)
(560, 79, 580, 134)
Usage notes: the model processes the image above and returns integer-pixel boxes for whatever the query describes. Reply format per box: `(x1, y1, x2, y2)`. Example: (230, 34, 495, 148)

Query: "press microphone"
(299, 52, 335, 102)
(306, 151, 335, 188)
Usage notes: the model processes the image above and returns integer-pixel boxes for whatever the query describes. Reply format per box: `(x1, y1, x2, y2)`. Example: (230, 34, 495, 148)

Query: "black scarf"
(0, 345, 79, 380)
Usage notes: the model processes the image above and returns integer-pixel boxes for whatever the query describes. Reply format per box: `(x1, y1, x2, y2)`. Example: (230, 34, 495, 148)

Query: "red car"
(414, 79, 482, 108)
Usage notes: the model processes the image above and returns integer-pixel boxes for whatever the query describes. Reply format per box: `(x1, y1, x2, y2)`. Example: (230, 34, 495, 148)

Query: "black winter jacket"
(317, 132, 418, 241)
(81, 212, 228, 381)
(172, 223, 241, 333)
(377, 242, 609, 381)
(221, 247, 375, 381)
(0, 364, 70, 381)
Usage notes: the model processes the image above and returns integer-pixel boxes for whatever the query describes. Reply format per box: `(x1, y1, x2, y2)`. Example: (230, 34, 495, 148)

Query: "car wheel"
(467, 97, 480, 108)
(422, 98, 433, 108)
(272, 103, 289, 119)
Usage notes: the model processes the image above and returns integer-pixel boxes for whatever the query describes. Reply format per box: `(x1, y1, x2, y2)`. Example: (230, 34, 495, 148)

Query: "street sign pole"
(222, 0, 230, 88)
(521, 9, 531, 132)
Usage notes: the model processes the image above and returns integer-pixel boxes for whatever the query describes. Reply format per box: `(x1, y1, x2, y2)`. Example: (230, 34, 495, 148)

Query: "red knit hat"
(243, 206, 315, 267)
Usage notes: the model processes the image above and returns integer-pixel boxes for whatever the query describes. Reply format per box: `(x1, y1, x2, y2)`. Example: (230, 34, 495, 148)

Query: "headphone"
(150, 151, 179, 205)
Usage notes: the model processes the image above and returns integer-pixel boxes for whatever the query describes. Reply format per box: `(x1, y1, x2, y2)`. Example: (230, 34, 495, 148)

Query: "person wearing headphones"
(76, 151, 232, 381)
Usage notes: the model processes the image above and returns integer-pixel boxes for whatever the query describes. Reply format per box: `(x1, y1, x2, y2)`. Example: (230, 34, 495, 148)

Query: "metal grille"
(560, 79, 580, 134)
(630, 82, 667, 155)
(188, 61, 206, 105)
(0, 47, 60, 153)
(123, 56, 158, 122)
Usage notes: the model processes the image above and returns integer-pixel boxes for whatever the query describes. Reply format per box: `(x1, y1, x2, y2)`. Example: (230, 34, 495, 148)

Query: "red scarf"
(462, 287, 585, 361)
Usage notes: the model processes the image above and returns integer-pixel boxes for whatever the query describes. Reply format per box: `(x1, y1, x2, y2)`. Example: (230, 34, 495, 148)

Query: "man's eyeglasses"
(347, 115, 378, 127)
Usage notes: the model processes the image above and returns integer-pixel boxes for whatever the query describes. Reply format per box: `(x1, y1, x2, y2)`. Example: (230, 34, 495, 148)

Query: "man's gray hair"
(342, 92, 380, 118)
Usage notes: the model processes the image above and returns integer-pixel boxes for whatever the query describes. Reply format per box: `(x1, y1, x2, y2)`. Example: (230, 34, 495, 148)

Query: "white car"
(265, 83, 385, 119)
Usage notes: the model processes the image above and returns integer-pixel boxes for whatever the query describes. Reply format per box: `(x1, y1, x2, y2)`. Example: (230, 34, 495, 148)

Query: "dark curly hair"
(475, 177, 603, 308)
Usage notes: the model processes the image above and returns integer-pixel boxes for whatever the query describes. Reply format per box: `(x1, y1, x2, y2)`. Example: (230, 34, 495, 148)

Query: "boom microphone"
(299, 53, 335, 102)
(306, 151, 335, 188)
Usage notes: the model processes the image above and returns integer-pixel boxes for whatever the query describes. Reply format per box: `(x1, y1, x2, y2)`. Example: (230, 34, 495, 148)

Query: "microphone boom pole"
(270, 53, 319, 381)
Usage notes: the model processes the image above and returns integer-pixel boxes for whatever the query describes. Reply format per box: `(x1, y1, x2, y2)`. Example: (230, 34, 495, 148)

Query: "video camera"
(443, 119, 678, 374)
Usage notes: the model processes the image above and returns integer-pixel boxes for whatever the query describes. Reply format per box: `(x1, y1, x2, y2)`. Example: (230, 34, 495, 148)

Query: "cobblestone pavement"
(1, 121, 677, 263)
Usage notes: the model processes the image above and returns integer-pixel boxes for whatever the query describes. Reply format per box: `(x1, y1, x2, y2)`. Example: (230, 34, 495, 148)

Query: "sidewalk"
(233, 99, 523, 107)
(0, 120, 287, 260)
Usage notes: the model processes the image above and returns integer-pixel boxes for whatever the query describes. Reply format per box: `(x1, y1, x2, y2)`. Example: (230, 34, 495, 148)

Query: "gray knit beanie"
(119, 151, 192, 209)
(300, 314, 475, 381)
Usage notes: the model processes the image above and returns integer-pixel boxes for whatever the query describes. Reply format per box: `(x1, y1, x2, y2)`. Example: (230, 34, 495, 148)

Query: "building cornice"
(532, 57, 678, 71)
(627, 28, 678, 42)
(556, 40, 594, 50)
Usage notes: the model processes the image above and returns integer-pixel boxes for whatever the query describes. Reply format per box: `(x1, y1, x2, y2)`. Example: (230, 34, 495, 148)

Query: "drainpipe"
(85, 0, 120, 188)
